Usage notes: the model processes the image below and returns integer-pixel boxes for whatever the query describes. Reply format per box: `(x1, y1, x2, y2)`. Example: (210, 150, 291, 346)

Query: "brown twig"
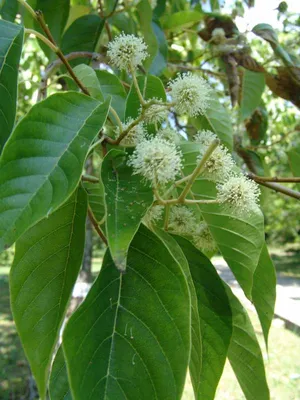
(248, 173, 300, 183)
(88, 208, 108, 245)
(249, 176, 300, 200)
(82, 175, 100, 183)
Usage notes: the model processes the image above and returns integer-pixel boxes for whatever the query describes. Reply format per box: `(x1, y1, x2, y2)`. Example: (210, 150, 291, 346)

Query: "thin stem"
(164, 204, 170, 230)
(130, 65, 145, 106)
(17, 0, 37, 19)
(89, 137, 105, 153)
(110, 106, 123, 132)
(88, 208, 108, 245)
(250, 179, 300, 201)
(248, 173, 300, 183)
(178, 139, 220, 202)
(183, 199, 219, 205)
(25, 29, 58, 53)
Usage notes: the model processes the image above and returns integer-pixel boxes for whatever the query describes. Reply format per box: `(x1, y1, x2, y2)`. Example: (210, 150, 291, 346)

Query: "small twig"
(88, 208, 108, 245)
(248, 173, 300, 183)
(249, 177, 300, 200)
(82, 175, 99, 183)
(25, 29, 58, 53)
(178, 139, 220, 202)
(130, 65, 146, 105)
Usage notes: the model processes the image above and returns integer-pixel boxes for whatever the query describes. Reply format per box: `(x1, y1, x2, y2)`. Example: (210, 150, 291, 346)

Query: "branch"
(82, 175, 99, 183)
(249, 176, 300, 200)
(248, 173, 300, 183)
(88, 208, 108, 245)
(38, 52, 104, 100)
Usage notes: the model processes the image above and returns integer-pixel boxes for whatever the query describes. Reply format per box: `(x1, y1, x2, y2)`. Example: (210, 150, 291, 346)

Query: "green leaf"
(240, 69, 265, 121)
(21, 0, 37, 29)
(180, 142, 265, 299)
(125, 75, 166, 120)
(63, 224, 191, 400)
(101, 149, 153, 271)
(192, 90, 233, 151)
(252, 244, 276, 347)
(149, 22, 168, 76)
(96, 70, 127, 121)
(175, 236, 232, 400)
(0, 20, 23, 153)
(252, 23, 278, 47)
(226, 284, 270, 400)
(49, 347, 72, 400)
(34, 0, 70, 61)
(137, 0, 158, 71)
(0, 93, 110, 252)
(10, 187, 87, 399)
(152, 228, 202, 400)
(0, 0, 18, 21)
(83, 181, 105, 223)
(73, 64, 104, 100)
(61, 15, 104, 66)
(160, 10, 203, 31)
(245, 105, 268, 145)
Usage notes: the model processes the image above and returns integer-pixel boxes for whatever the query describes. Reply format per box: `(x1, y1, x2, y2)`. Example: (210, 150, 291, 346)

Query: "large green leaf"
(61, 15, 104, 66)
(73, 64, 104, 100)
(149, 21, 168, 76)
(175, 236, 232, 400)
(49, 347, 72, 400)
(152, 228, 202, 396)
(96, 70, 127, 121)
(226, 284, 270, 400)
(192, 90, 233, 151)
(0, 0, 18, 21)
(125, 75, 166, 120)
(34, 0, 70, 61)
(0, 20, 23, 153)
(137, 0, 158, 71)
(10, 187, 87, 399)
(240, 69, 265, 121)
(0, 93, 110, 252)
(180, 142, 265, 298)
(160, 10, 203, 31)
(101, 149, 153, 271)
(63, 224, 191, 400)
(252, 243, 276, 347)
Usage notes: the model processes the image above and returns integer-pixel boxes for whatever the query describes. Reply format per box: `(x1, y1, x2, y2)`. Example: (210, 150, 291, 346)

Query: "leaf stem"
(24, 29, 58, 53)
(17, 0, 37, 19)
(248, 173, 300, 183)
(88, 207, 108, 245)
(82, 175, 99, 183)
(177, 139, 220, 202)
(109, 106, 123, 132)
(130, 65, 146, 106)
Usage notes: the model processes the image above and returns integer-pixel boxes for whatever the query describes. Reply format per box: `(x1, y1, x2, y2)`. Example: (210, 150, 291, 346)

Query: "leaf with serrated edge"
(180, 142, 265, 299)
(174, 236, 232, 400)
(226, 284, 270, 400)
(101, 149, 153, 271)
(10, 186, 87, 399)
(0, 93, 110, 252)
(0, 20, 23, 153)
(152, 228, 202, 399)
(63, 224, 191, 400)
(49, 346, 72, 400)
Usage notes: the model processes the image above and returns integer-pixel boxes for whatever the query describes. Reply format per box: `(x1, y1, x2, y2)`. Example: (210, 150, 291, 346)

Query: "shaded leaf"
(96, 70, 127, 120)
(61, 15, 104, 67)
(160, 10, 203, 31)
(0, 0, 18, 21)
(49, 346, 72, 400)
(180, 142, 265, 299)
(152, 228, 202, 396)
(0, 20, 23, 153)
(73, 64, 104, 100)
(63, 224, 191, 400)
(226, 284, 270, 400)
(191, 90, 233, 151)
(34, 0, 70, 61)
(266, 68, 300, 108)
(0, 93, 110, 252)
(101, 149, 153, 271)
(252, 23, 278, 47)
(239, 69, 265, 121)
(10, 187, 87, 399)
(252, 244, 276, 347)
(175, 236, 232, 400)
(149, 21, 168, 76)
(83, 181, 105, 223)
(245, 106, 268, 145)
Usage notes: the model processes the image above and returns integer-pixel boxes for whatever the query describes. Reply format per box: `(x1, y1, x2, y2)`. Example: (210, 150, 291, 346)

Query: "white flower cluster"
(143, 205, 164, 225)
(168, 206, 197, 235)
(217, 175, 260, 215)
(143, 101, 169, 124)
(117, 118, 147, 147)
(157, 126, 181, 144)
(193, 222, 217, 252)
(128, 136, 183, 186)
(168, 72, 211, 117)
(107, 33, 148, 71)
